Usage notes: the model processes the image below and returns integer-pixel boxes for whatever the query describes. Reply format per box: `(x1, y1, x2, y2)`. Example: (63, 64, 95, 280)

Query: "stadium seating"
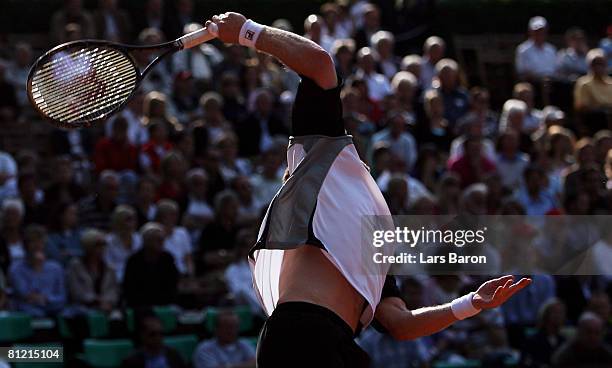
(82, 339, 134, 368)
(163, 334, 199, 363)
(0, 312, 33, 342)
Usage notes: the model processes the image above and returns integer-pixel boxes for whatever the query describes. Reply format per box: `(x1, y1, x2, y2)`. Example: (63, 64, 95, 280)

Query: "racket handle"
(179, 24, 218, 49)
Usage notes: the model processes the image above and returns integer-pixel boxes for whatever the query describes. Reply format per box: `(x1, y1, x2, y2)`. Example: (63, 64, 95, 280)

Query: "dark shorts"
(256, 301, 370, 368)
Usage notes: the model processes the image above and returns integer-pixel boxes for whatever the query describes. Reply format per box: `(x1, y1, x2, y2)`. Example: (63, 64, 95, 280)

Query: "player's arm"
(377, 275, 531, 340)
(206, 12, 337, 89)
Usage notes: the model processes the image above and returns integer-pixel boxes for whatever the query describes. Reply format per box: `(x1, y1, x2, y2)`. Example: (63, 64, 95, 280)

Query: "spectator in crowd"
(217, 133, 251, 183)
(105, 205, 142, 283)
(371, 31, 399, 79)
(93, 117, 139, 174)
(140, 121, 174, 176)
(78, 170, 119, 231)
(197, 191, 240, 272)
(448, 135, 496, 188)
(105, 91, 147, 146)
(415, 89, 452, 152)
(0, 151, 18, 204)
(320, 3, 350, 40)
(495, 128, 530, 190)
(332, 39, 356, 80)
(170, 71, 200, 125)
(512, 82, 543, 134)
(390, 71, 418, 122)
(520, 298, 567, 368)
(557, 27, 589, 80)
(123, 222, 178, 307)
(46, 202, 82, 265)
(574, 48, 612, 112)
(355, 47, 392, 102)
(0, 199, 25, 265)
(432, 58, 470, 129)
(516, 164, 558, 215)
(157, 151, 187, 202)
(0, 62, 19, 123)
(358, 324, 430, 368)
(354, 3, 381, 50)
(563, 138, 598, 199)
(122, 313, 187, 368)
(600, 24, 612, 69)
(499, 98, 534, 153)
(370, 111, 418, 171)
(43, 156, 85, 212)
(5, 42, 32, 108)
(236, 89, 287, 157)
(420, 36, 446, 89)
(92, 0, 132, 42)
(231, 176, 262, 226)
(66, 229, 118, 313)
(249, 147, 283, 206)
(515, 16, 557, 80)
(456, 87, 498, 138)
(552, 311, 612, 367)
(224, 228, 262, 316)
(303, 14, 334, 53)
(172, 23, 223, 91)
(50, 0, 95, 43)
(134, 176, 158, 227)
(9, 225, 66, 317)
(18, 172, 45, 226)
(192, 308, 256, 368)
(156, 199, 193, 276)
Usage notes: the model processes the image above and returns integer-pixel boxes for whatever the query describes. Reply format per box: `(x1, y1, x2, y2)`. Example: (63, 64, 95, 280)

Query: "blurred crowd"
(0, 0, 612, 367)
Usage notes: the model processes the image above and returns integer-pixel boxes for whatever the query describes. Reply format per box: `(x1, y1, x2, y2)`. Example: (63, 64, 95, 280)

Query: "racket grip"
(179, 24, 218, 49)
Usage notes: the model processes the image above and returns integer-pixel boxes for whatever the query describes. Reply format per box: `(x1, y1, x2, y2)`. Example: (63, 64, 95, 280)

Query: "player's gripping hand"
(205, 12, 247, 44)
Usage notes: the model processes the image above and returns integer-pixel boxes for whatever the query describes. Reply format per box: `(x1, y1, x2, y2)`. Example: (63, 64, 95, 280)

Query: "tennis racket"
(27, 23, 218, 129)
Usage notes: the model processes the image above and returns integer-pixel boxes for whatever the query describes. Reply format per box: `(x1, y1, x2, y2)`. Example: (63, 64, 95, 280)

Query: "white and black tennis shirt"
(249, 74, 397, 328)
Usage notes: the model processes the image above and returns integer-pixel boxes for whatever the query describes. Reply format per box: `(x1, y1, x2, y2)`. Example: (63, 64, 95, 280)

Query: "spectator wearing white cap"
(515, 16, 557, 80)
(420, 36, 446, 89)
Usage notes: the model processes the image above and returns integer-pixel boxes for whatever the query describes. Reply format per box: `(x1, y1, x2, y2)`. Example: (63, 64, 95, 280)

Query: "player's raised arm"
(206, 12, 338, 89)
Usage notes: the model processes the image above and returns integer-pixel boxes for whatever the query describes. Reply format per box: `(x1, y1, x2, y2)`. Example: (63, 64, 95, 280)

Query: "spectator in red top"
(140, 121, 173, 176)
(448, 135, 496, 188)
(94, 117, 138, 174)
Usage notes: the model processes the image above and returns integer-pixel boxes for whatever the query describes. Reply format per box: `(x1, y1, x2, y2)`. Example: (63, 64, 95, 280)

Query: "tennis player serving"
(206, 12, 532, 368)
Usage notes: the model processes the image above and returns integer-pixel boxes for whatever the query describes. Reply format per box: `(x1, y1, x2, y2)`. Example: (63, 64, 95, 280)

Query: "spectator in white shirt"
(193, 309, 256, 368)
(355, 47, 392, 102)
(371, 31, 400, 79)
(0, 151, 18, 204)
(105, 205, 142, 282)
(516, 16, 557, 80)
(320, 2, 351, 40)
(370, 111, 418, 171)
(5, 42, 32, 107)
(156, 199, 194, 276)
(420, 36, 446, 89)
(557, 27, 589, 80)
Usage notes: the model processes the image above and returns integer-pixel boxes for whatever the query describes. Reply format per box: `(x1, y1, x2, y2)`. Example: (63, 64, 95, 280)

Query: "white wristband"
(239, 19, 264, 48)
(450, 292, 481, 320)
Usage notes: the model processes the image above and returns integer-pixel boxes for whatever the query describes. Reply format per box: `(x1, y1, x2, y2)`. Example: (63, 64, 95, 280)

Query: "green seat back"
(0, 312, 33, 342)
(153, 306, 177, 333)
(205, 305, 253, 334)
(83, 338, 134, 368)
(163, 334, 198, 363)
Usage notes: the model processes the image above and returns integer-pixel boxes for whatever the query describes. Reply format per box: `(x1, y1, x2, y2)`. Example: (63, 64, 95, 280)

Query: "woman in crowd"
(105, 205, 142, 282)
(46, 202, 82, 265)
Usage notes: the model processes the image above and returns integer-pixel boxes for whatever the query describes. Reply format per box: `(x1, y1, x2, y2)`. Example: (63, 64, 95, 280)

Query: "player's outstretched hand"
(472, 275, 532, 310)
(205, 12, 247, 44)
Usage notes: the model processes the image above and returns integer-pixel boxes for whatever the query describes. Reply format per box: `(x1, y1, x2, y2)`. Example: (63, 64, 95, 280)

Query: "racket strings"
(31, 46, 138, 124)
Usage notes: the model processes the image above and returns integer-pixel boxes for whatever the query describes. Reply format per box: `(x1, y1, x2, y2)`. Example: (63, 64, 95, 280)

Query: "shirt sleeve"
(290, 74, 345, 137)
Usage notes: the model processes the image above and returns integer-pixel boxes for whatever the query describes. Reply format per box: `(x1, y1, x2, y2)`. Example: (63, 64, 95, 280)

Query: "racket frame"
(27, 37, 185, 129)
